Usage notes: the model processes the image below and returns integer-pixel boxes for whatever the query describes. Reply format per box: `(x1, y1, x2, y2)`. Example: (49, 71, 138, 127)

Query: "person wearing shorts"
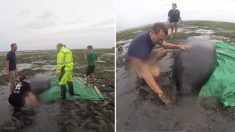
(85, 45, 97, 86)
(168, 3, 183, 38)
(8, 74, 37, 112)
(6, 43, 18, 94)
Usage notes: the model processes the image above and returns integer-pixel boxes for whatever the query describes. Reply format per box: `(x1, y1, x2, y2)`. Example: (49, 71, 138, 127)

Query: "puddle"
(195, 29, 215, 35)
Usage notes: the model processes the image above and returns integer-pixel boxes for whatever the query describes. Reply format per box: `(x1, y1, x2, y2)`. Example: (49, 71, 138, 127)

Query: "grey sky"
(117, 0, 235, 31)
(0, 0, 114, 51)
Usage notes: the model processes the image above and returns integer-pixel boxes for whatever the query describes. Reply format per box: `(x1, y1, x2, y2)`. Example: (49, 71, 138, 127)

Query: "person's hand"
(158, 92, 172, 105)
(179, 45, 192, 50)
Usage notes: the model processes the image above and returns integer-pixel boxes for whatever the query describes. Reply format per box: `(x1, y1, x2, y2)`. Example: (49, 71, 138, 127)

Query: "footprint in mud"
(0, 108, 36, 131)
(54, 101, 114, 132)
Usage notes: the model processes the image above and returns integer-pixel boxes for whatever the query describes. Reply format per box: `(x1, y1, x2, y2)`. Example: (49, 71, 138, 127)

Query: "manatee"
(29, 76, 50, 95)
(172, 38, 216, 95)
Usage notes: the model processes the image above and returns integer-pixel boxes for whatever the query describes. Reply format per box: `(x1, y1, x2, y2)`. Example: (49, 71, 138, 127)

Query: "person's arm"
(179, 10, 183, 24)
(162, 42, 192, 50)
(6, 53, 10, 75)
(26, 92, 38, 107)
(6, 60, 10, 74)
(179, 16, 183, 24)
(131, 57, 171, 105)
(56, 52, 64, 75)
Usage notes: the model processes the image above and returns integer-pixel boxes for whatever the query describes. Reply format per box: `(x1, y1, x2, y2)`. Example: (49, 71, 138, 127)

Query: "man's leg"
(174, 23, 179, 38)
(170, 23, 174, 38)
(91, 73, 95, 87)
(67, 81, 74, 96)
(9, 71, 16, 94)
(86, 67, 90, 85)
(67, 72, 74, 96)
(59, 71, 67, 100)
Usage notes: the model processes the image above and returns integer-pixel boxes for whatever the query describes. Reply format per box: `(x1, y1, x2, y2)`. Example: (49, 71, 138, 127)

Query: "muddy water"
(116, 41, 235, 132)
(0, 73, 114, 132)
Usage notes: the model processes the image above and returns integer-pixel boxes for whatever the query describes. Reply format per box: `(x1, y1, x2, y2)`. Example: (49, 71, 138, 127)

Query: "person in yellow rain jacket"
(56, 43, 74, 100)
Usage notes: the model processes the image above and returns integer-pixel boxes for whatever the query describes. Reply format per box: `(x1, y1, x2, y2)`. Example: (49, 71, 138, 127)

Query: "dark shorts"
(8, 94, 25, 108)
(86, 65, 95, 76)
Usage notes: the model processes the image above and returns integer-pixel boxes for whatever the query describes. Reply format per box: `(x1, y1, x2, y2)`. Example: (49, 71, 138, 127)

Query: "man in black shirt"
(168, 3, 182, 38)
(8, 74, 37, 111)
(6, 43, 18, 94)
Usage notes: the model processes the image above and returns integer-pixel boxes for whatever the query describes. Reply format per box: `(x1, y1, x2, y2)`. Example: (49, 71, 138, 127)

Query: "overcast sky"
(0, 0, 115, 51)
(117, 0, 235, 31)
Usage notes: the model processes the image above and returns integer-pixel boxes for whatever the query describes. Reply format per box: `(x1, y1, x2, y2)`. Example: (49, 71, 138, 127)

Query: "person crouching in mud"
(8, 73, 38, 112)
(126, 23, 191, 105)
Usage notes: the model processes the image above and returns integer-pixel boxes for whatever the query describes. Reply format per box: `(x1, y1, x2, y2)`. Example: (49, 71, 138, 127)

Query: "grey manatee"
(172, 38, 216, 95)
(29, 76, 50, 95)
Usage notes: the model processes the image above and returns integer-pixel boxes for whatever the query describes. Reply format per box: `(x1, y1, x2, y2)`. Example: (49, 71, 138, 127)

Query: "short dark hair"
(57, 43, 64, 49)
(11, 43, 17, 48)
(172, 3, 177, 8)
(87, 45, 93, 49)
(152, 23, 168, 35)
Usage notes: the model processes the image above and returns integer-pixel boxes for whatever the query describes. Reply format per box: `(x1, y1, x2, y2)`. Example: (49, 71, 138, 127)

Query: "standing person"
(8, 73, 37, 112)
(85, 45, 97, 87)
(6, 43, 18, 94)
(168, 3, 183, 38)
(56, 43, 74, 100)
(126, 23, 191, 105)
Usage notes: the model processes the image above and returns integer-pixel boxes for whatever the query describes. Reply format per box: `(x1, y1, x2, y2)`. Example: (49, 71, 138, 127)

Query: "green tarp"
(199, 42, 235, 107)
(38, 76, 104, 103)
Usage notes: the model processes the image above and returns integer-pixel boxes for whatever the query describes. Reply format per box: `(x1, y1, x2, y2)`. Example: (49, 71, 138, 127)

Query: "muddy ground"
(116, 21, 235, 132)
(0, 48, 114, 132)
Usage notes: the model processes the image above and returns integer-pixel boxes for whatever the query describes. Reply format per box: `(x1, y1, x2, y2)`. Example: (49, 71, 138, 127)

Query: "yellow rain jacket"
(56, 46, 74, 85)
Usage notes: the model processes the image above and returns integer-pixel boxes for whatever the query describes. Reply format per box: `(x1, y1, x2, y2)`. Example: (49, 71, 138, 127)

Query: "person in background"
(168, 3, 183, 38)
(56, 43, 74, 101)
(84, 45, 97, 87)
(6, 43, 18, 94)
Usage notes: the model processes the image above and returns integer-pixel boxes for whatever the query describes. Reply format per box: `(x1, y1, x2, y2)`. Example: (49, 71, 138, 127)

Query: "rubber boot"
(67, 81, 74, 96)
(60, 84, 66, 100)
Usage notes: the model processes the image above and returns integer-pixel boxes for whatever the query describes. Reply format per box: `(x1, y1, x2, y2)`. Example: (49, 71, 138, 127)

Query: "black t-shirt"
(127, 32, 155, 62)
(12, 81, 31, 96)
(168, 9, 180, 22)
(8, 81, 31, 107)
(6, 50, 17, 71)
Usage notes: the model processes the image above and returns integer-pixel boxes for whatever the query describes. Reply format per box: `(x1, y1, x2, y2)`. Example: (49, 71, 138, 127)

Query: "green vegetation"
(117, 20, 235, 45)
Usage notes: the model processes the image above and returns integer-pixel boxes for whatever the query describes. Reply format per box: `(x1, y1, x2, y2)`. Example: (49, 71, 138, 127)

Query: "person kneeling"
(8, 73, 37, 111)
